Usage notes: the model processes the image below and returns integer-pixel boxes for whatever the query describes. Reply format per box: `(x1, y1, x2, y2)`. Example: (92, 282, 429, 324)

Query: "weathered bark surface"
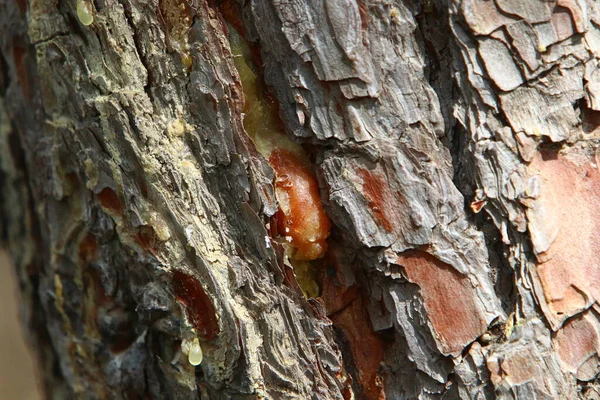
(2, 0, 600, 398)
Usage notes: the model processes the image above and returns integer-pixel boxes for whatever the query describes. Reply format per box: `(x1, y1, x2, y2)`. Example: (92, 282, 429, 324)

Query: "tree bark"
(1, 0, 600, 398)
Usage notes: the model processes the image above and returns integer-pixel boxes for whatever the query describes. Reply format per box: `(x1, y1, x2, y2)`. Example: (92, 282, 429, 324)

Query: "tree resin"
(76, 0, 94, 26)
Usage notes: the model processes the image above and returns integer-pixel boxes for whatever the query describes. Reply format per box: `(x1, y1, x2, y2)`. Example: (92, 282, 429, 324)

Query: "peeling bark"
(2, 0, 600, 398)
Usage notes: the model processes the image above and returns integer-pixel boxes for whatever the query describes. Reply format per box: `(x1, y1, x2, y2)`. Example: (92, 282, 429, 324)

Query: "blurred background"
(0, 250, 42, 399)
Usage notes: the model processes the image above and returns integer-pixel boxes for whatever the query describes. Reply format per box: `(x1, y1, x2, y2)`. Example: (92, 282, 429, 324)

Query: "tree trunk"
(1, 0, 600, 398)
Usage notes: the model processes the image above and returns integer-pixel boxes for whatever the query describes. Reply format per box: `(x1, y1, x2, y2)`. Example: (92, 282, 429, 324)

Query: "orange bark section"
(527, 153, 600, 325)
(357, 168, 393, 232)
(330, 296, 385, 400)
(269, 148, 330, 260)
(396, 251, 487, 356)
(172, 270, 219, 340)
(554, 312, 600, 380)
(320, 247, 384, 399)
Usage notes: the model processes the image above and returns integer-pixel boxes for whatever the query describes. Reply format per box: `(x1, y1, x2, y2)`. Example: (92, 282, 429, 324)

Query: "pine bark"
(1, 0, 600, 398)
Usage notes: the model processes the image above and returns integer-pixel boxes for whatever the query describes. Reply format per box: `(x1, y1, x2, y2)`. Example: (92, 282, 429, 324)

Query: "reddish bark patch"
(322, 277, 359, 316)
(78, 233, 98, 263)
(97, 187, 123, 215)
(219, 0, 245, 38)
(461, 0, 515, 36)
(356, 0, 368, 36)
(330, 296, 385, 400)
(557, 0, 586, 33)
(341, 382, 353, 400)
(12, 45, 29, 100)
(554, 311, 600, 380)
(551, 7, 575, 41)
(527, 152, 600, 327)
(357, 168, 393, 232)
(320, 246, 382, 398)
(321, 250, 359, 315)
(487, 346, 541, 387)
(269, 148, 330, 260)
(396, 250, 487, 356)
(172, 270, 219, 340)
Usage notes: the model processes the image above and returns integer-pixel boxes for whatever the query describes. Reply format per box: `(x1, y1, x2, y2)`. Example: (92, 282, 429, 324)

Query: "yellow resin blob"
(76, 0, 94, 26)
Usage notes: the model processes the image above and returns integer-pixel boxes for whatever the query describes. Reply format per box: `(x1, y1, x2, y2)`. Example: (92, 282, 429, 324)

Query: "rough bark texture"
(2, 0, 600, 398)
